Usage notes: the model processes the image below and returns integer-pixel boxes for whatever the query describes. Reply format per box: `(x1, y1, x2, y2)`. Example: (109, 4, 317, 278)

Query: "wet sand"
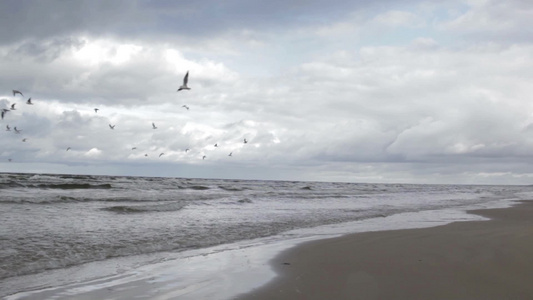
(236, 201, 533, 300)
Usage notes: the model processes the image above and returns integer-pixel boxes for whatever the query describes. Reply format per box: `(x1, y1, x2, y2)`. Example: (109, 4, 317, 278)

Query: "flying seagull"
(228, 152, 232, 157)
(145, 154, 148, 157)
(109, 124, 115, 130)
(152, 122, 157, 129)
(131, 147, 137, 150)
(10, 103, 16, 110)
(14, 127, 21, 134)
(244, 138, 248, 144)
(185, 148, 190, 152)
(6, 125, 10, 131)
(26, 98, 33, 105)
(22, 138, 27, 142)
(66, 147, 71, 151)
(214, 143, 218, 147)
(8, 159, 12, 162)
(202, 155, 206, 160)
(94, 108, 99, 113)
(182, 105, 189, 110)
(1, 110, 7, 119)
(159, 153, 165, 157)
(177, 71, 190, 91)
(12, 90, 23, 97)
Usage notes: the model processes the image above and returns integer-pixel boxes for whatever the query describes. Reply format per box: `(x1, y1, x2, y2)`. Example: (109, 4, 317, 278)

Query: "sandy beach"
(237, 201, 533, 300)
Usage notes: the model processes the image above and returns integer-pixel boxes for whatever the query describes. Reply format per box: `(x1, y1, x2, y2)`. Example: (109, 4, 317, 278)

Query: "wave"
(36, 183, 113, 190)
(102, 201, 187, 214)
(187, 185, 211, 190)
(218, 185, 247, 192)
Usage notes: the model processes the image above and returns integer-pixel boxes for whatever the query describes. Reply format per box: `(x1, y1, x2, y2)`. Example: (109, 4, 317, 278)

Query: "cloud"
(1, 0, 532, 184)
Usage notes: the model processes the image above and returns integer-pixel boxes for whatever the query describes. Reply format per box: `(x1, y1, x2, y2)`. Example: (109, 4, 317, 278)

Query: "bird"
(145, 154, 148, 157)
(8, 159, 12, 162)
(182, 105, 189, 110)
(244, 138, 248, 144)
(66, 147, 71, 151)
(228, 152, 232, 157)
(131, 147, 137, 150)
(177, 71, 190, 91)
(185, 148, 190, 152)
(159, 153, 164, 157)
(1, 110, 7, 119)
(152, 122, 157, 129)
(6, 125, 10, 131)
(94, 108, 99, 113)
(10, 103, 16, 110)
(12, 90, 23, 97)
(26, 98, 33, 105)
(109, 124, 115, 130)
(214, 143, 218, 147)
(14, 127, 21, 134)
(202, 155, 206, 160)
(22, 138, 27, 142)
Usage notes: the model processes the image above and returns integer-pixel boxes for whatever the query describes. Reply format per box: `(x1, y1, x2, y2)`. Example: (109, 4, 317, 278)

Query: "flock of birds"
(2, 71, 250, 162)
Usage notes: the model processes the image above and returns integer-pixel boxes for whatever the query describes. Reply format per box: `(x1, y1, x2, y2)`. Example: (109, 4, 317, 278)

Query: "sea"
(1, 172, 532, 298)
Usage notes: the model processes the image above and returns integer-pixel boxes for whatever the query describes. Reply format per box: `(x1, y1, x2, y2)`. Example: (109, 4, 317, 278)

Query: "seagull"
(145, 154, 148, 157)
(6, 125, 10, 131)
(202, 155, 206, 160)
(228, 152, 232, 157)
(94, 108, 99, 113)
(12, 90, 23, 97)
(214, 143, 218, 147)
(1, 110, 7, 119)
(131, 147, 137, 150)
(152, 122, 157, 129)
(109, 124, 115, 130)
(26, 98, 33, 105)
(22, 138, 27, 142)
(177, 71, 190, 91)
(159, 153, 165, 157)
(244, 138, 248, 144)
(66, 147, 71, 151)
(10, 103, 16, 110)
(182, 105, 189, 110)
(8, 159, 12, 162)
(14, 127, 21, 134)
(185, 148, 190, 153)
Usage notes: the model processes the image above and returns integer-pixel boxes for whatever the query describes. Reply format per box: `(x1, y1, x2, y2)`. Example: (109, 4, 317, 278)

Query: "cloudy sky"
(0, 0, 532, 184)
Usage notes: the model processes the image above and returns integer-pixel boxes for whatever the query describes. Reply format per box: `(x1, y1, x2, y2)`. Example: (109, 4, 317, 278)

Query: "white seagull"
(185, 148, 190, 153)
(109, 124, 115, 130)
(10, 103, 16, 110)
(26, 98, 33, 105)
(94, 108, 99, 113)
(177, 71, 190, 91)
(202, 155, 206, 160)
(159, 153, 165, 157)
(244, 138, 248, 144)
(66, 147, 71, 151)
(14, 127, 21, 134)
(182, 105, 189, 110)
(22, 138, 27, 142)
(152, 122, 157, 129)
(6, 125, 10, 131)
(131, 147, 137, 150)
(12, 90, 23, 97)
(228, 152, 232, 157)
(1, 110, 8, 119)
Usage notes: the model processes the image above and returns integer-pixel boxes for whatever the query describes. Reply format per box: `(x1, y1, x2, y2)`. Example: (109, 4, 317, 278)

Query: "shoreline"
(236, 201, 533, 300)
(3, 199, 525, 299)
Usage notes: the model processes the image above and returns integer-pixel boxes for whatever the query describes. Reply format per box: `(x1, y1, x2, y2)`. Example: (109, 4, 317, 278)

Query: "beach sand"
(236, 201, 533, 300)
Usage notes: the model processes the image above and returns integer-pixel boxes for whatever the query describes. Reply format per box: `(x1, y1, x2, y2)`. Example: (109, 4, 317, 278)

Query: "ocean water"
(1, 172, 531, 297)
